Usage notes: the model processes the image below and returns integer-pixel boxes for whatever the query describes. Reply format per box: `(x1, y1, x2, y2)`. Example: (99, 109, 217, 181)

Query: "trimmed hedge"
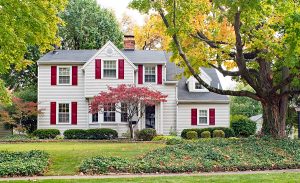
(213, 130, 225, 138)
(32, 129, 60, 139)
(181, 127, 235, 139)
(0, 150, 49, 177)
(201, 131, 211, 138)
(152, 135, 180, 142)
(186, 131, 198, 140)
(80, 138, 300, 174)
(63, 129, 87, 139)
(62, 128, 118, 140)
(136, 129, 157, 141)
(230, 115, 256, 137)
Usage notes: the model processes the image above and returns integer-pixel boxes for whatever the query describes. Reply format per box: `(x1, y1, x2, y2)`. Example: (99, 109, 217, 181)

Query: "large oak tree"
(130, 0, 300, 138)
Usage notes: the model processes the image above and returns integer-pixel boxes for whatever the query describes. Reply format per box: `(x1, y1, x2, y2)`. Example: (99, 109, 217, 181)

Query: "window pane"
(199, 117, 207, 124)
(92, 113, 98, 122)
(104, 103, 116, 122)
(58, 103, 69, 123)
(121, 103, 128, 122)
(58, 67, 70, 84)
(103, 60, 116, 78)
(195, 83, 203, 89)
(144, 66, 156, 83)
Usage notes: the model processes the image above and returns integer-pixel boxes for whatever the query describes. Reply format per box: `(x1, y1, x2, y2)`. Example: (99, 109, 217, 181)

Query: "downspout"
(175, 82, 178, 135)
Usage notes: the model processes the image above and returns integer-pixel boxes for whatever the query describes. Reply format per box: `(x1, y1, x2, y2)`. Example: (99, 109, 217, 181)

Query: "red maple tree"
(90, 84, 168, 138)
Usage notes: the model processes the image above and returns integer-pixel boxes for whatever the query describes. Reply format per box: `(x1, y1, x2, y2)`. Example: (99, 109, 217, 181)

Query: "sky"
(96, 0, 235, 89)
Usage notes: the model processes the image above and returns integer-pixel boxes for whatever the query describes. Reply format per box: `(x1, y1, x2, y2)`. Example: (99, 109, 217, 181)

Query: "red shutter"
(138, 65, 143, 84)
(50, 102, 56, 125)
(71, 102, 77, 125)
(157, 64, 162, 84)
(72, 66, 78, 85)
(51, 66, 57, 85)
(95, 59, 101, 79)
(118, 59, 124, 79)
(191, 108, 197, 125)
(209, 108, 215, 125)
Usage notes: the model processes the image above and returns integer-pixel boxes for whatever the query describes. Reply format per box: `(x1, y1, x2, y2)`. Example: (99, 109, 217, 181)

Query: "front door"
(145, 105, 155, 129)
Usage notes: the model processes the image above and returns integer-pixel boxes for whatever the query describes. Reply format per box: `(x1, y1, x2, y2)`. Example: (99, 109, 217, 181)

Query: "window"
(103, 60, 116, 78)
(92, 113, 98, 123)
(198, 110, 208, 125)
(58, 103, 70, 123)
(121, 103, 128, 122)
(144, 66, 156, 83)
(104, 103, 116, 122)
(58, 67, 71, 85)
(195, 83, 203, 89)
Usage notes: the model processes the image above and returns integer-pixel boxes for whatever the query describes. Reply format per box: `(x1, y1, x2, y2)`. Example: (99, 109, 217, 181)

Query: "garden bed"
(0, 150, 49, 177)
(80, 137, 300, 174)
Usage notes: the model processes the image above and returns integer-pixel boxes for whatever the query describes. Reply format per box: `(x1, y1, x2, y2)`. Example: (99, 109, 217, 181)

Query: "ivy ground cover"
(80, 138, 300, 174)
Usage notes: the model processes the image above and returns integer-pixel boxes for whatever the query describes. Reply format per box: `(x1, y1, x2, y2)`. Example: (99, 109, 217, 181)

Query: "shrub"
(186, 131, 198, 140)
(230, 115, 256, 137)
(166, 138, 184, 145)
(201, 131, 211, 138)
(181, 127, 235, 139)
(213, 130, 225, 138)
(80, 156, 131, 174)
(0, 150, 49, 177)
(86, 128, 118, 140)
(136, 128, 157, 141)
(152, 135, 180, 142)
(63, 129, 88, 139)
(32, 129, 60, 139)
(80, 138, 300, 174)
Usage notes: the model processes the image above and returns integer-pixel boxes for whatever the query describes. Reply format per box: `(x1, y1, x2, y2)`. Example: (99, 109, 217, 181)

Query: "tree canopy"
(134, 14, 171, 50)
(130, 0, 300, 137)
(0, 0, 67, 103)
(59, 0, 123, 49)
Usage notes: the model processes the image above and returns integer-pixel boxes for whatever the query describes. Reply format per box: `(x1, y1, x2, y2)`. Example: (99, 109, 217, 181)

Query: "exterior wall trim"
(178, 100, 230, 104)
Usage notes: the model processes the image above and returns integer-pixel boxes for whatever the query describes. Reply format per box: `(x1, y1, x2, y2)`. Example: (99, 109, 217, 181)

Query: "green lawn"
(2, 173, 300, 183)
(0, 142, 163, 176)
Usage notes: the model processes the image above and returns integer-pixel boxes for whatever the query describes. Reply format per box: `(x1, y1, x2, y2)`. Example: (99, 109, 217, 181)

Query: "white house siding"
(177, 103, 230, 134)
(84, 44, 135, 97)
(38, 64, 88, 133)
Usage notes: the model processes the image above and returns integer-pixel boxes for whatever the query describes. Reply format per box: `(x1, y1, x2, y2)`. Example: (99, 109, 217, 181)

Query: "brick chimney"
(124, 35, 135, 51)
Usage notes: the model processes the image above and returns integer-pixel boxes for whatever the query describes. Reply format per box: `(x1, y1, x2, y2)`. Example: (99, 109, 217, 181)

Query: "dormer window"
(195, 83, 203, 90)
(144, 66, 156, 83)
(103, 60, 117, 78)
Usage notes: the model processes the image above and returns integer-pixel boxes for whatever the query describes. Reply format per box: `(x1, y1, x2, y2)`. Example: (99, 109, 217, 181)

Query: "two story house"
(37, 36, 230, 136)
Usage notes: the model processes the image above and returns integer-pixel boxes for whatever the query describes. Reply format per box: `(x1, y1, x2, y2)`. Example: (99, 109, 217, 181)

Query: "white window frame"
(57, 66, 72, 85)
(102, 59, 118, 79)
(103, 103, 116, 122)
(56, 102, 71, 124)
(91, 112, 99, 123)
(195, 82, 203, 90)
(143, 65, 157, 84)
(198, 108, 209, 125)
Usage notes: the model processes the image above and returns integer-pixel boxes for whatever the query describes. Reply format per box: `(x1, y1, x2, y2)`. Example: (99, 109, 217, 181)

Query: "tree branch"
(208, 63, 241, 77)
(271, 73, 296, 93)
(158, 9, 261, 101)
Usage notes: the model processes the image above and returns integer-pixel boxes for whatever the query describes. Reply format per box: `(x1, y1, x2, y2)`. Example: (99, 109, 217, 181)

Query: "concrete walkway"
(1, 169, 300, 181)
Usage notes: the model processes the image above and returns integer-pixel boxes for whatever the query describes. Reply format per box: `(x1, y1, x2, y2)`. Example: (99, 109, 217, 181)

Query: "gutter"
(178, 100, 230, 104)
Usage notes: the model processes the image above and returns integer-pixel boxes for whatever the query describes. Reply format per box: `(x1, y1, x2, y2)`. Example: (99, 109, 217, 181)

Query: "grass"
(2, 173, 300, 183)
(0, 142, 164, 176)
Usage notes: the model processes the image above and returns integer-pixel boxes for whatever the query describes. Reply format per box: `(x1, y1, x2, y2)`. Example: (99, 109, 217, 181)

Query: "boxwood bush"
(230, 115, 257, 137)
(0, 150, 49, 177)
(201, 131, 211, 138)
(152, 135, 180, 142)
(213, 130, 225, 138)
(63, 129, 88, 139)
(181, 127, 235, 139)
(186, 131, 198, 140)
(80, 138, 300, 174)
(86, 128, 118, 140)
(136, 129, 157, 141)
(32, 129, 60, 139)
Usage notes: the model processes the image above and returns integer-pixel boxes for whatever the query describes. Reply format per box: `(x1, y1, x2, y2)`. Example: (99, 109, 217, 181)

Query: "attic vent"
(52, 50, 58, 54)
(106, 47, 113, 55)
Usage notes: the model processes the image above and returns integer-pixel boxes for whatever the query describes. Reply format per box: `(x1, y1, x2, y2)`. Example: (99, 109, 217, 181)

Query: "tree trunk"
(261, 98, 287, 138)
(128, 121, 134, 139)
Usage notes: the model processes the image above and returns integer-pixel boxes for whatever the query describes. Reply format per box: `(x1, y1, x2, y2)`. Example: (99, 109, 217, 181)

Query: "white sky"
(96, 0, 235, 89)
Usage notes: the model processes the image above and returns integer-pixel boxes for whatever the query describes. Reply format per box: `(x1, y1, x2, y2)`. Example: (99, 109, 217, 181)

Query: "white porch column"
(160, 101, 164, 134)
